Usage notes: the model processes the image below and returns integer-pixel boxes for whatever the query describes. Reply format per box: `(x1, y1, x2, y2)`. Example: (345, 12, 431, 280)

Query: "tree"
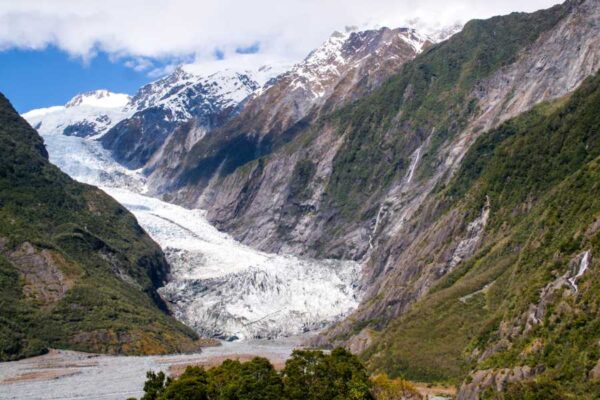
(138, 348, 373, 400)
(159, 366, 208, 400)
(282, 350, 332, 399)
(142, 371, 168, 400)
(282, 348, 373, 400)
(236, 357, 284, 400)
(206, 357, 283, 400)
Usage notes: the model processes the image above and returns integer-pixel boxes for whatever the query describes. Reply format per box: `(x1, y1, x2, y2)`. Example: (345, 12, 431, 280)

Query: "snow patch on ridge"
(65, 90, 131, 109)
(128, 66, 285, 122)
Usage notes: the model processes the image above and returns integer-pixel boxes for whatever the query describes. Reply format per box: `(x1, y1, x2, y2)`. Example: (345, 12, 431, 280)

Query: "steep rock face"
(0, 93, 199, 361)
(456, 366, 545, 400)
(101, 67, 277, 169)
(149, 27, 439, 233)
(319, 0, 600, 345)
(362, 67, 600, 397)
(160, 0, 598, 268)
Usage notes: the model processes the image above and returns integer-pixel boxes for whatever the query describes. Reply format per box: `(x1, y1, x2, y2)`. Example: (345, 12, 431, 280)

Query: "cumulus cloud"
(0, 0, 561, 74)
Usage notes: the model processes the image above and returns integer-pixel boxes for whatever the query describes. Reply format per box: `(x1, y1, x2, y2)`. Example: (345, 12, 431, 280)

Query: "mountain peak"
(65, 90, 131, 109)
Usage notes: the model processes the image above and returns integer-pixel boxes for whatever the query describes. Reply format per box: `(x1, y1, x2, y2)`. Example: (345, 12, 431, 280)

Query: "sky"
(0, 0, 561, 113)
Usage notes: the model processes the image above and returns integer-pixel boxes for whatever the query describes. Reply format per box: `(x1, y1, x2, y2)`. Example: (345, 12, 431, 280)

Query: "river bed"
(0, 337, 303, 400)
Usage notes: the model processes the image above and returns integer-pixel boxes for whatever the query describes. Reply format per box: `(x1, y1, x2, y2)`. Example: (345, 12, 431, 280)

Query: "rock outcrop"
(456, 366, 545, 400)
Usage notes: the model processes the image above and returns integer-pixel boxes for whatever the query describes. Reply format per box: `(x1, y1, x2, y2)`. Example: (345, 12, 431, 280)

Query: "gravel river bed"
(0, 337, 304, 400)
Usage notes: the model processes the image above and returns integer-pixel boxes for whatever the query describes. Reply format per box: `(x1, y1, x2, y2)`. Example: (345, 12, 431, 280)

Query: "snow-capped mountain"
(127, 67, 269, 122)
(146, 26, 445, 209)
(286, 27, 432, 101)
(193, 27, 438, 141)
(100, 65, 286, 168)
(23, 64, 286, 170)
(23, 90, 133, 138)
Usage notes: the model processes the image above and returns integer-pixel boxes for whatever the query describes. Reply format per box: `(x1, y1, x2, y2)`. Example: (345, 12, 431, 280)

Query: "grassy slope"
(363, 72, 600, 397)
(0, 93, 198, 361)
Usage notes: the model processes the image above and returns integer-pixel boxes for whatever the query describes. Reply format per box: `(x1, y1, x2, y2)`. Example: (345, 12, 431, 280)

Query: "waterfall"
(568, 251, 591, 292)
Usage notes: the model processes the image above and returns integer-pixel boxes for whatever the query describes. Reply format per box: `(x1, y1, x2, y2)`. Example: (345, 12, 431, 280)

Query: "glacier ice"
(105, 188, 362, 340)
(32, 115, 362, 341)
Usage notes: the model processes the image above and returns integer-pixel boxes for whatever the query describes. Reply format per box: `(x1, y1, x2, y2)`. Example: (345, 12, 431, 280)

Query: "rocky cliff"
(364, 67, 600, 398)
(164, 0, 598, 265)
(319, 0, 600, 341)
(147, 27, 442, 237)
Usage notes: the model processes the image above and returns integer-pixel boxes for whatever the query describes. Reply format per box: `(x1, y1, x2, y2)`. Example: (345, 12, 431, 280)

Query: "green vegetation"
(369, 374, 421, 400)
(364, 71, 600, 397)
(287, 159, 316, 202)
(324, 1, 570, 220)
(134, 348, 419, 400)
(0, 93, 199, 361)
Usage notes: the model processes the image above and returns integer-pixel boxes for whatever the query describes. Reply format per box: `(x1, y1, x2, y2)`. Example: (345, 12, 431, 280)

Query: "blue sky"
(0, 0, 559, 113)
(0, 48, 154, 113)
(0, 44, 263, 113)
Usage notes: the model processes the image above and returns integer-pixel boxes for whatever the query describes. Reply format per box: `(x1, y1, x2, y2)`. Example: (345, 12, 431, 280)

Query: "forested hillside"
(0, 93, 200, 361)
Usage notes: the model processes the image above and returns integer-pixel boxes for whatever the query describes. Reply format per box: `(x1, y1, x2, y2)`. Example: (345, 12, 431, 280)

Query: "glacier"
(30, 112, 362, 341)
(106, 188, 361, 340)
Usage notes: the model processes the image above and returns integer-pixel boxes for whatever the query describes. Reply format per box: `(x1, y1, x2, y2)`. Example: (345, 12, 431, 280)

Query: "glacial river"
(0, 337, 303, 400)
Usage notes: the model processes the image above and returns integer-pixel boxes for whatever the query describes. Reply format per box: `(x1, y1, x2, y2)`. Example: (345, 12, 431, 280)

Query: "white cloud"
(0, 0, 562, 74)
(124, 57, 153, 72)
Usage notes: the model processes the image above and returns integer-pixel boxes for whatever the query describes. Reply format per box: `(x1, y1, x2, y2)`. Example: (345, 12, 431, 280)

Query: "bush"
(370, 374, 421, 400)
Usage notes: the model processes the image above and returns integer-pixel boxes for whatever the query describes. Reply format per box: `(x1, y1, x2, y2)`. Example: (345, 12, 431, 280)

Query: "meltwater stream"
(0, 338, 302, 400)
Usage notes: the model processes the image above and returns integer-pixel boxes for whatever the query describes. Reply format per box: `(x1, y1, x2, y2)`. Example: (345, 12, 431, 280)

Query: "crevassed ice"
(106, 188, 361, 340)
